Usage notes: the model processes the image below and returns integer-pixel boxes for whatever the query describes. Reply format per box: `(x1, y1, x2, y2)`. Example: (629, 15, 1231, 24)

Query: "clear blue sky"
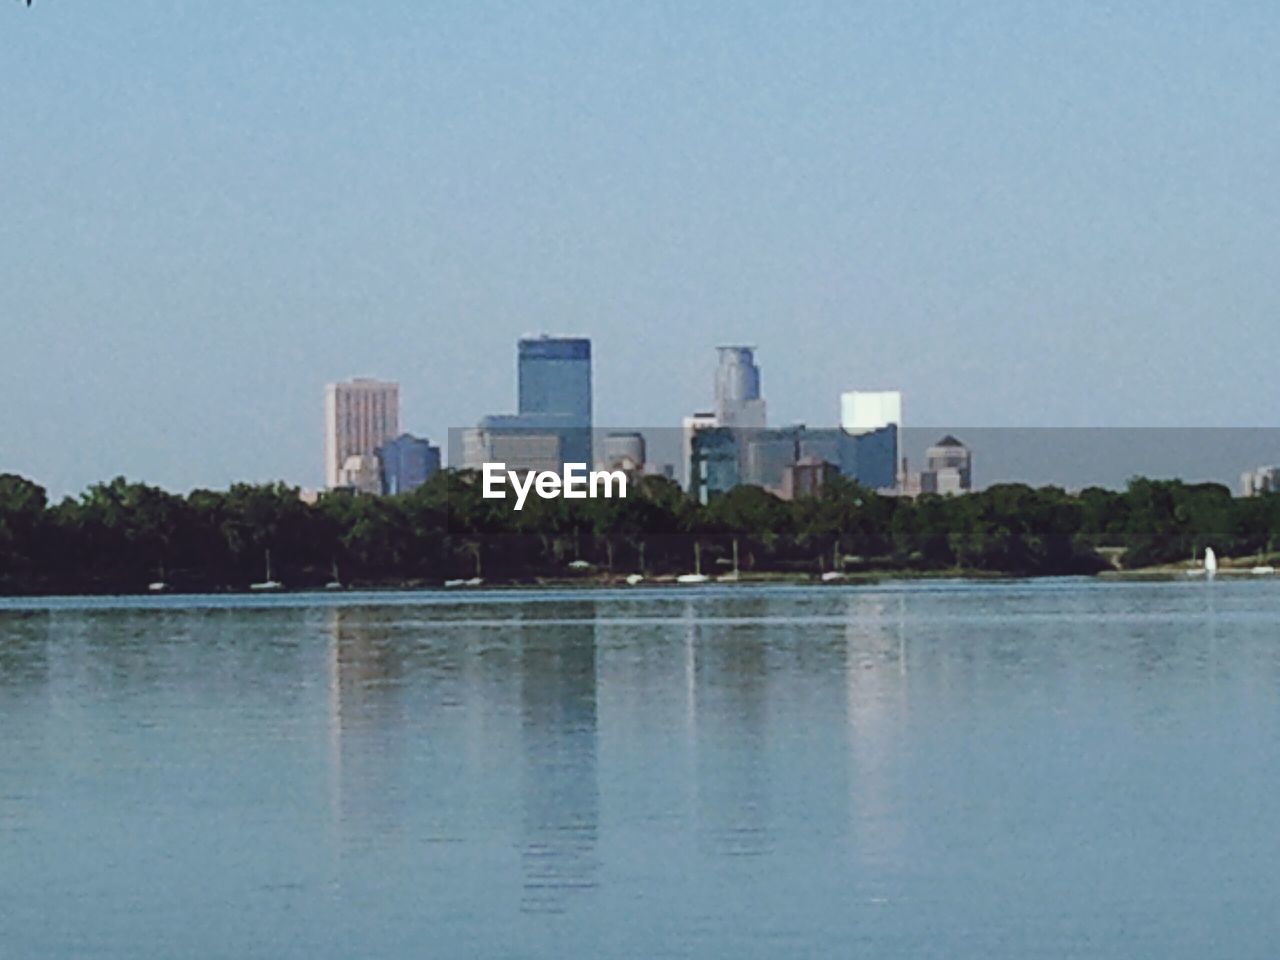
(3, 1, 1278, 496)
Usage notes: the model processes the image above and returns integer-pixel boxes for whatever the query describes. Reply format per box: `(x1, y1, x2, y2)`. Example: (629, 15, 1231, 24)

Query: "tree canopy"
(0, 470, 1272, 594)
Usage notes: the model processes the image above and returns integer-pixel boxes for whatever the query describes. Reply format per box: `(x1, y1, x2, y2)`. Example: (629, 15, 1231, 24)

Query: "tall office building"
(378, 434, 441, 495)
(714, 346, 767, 428)
(518, 336, 593, 468)
(519, 337, 592, 419)
(325, 379, 400, 489)
(460, 336, 593, 473)
(682, 346, 767, 492)
(840, 390, 903, 490)
(519, 336, 592, 467)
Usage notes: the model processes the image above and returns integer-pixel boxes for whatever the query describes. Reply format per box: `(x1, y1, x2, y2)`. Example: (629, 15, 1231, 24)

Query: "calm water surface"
(3, 580, 1279, 958)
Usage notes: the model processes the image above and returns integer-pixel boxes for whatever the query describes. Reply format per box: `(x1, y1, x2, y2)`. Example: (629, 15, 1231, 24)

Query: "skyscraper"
(459, 336, 593, 473)
(713, 346, 767, 428)
(840, 390, 903, 491)
(517, 336, 592, 467)
(682, 347, 767, 492)
(519, 337, 592, 420)
(324, 379, 400, 489)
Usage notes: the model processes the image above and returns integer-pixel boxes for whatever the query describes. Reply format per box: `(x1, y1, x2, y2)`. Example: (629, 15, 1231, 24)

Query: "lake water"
(2, 580, 1279, 958)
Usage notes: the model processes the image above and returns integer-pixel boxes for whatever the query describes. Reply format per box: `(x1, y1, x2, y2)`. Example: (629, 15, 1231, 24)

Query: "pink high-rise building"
(324, 379, 400, 489)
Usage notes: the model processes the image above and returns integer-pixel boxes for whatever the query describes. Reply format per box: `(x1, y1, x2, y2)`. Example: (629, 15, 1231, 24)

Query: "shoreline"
(10, 563, 1278, 599)
(1099, 568, 1278, 582)
(1, 569, 1095, 600)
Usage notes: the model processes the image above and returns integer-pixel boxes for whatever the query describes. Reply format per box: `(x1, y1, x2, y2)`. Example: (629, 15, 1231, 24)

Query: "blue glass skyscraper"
(689, 427, 741, 504)
(518, 337, 592, 420)
(517, 336, 592, 467)
(842, 424, 898, 490)
(377, 434, 441, 495)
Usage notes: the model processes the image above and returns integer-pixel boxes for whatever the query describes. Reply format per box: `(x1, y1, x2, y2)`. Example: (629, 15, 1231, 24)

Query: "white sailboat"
(716, 539, 741, 582)
(677, 542, 710, 584)
(250, 549, 284, 592)
(822, 541, 846, 581)
(148, 563, 168, 592)
(444, 577, 484, 588)
(324, 559, 344, 591)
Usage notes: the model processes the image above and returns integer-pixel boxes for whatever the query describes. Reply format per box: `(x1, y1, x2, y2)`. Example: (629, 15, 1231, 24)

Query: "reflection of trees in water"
(0, 610, 54, 837)
(51, 608, 198, 693)
(519, 617, 600, 915)
(0, 611, 52, 693)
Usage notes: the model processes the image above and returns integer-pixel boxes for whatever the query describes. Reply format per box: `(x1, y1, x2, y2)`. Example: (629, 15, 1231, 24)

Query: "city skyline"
(321, 340, 1280, 501)
(9, 319, 1280, 496)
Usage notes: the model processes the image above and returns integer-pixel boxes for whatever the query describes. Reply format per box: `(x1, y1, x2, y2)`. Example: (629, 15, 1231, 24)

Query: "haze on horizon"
(3, 1, 1279, 497)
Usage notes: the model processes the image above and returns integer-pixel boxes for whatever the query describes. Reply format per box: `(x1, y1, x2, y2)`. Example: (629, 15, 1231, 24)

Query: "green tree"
(0, 474, 48, 588)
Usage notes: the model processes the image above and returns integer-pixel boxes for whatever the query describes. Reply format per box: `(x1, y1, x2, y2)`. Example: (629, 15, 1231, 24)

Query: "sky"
(3, 1, 1279, 497)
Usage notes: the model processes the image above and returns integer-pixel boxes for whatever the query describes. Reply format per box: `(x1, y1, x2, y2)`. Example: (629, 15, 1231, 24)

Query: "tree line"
(1, 470, 1277, 593)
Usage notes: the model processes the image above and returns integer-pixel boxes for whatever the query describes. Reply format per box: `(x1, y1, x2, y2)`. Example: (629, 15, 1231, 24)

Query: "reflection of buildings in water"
(688, 595, 774, 860)
(325, 603, 601, 911)
(765, 601, 855, 837)
(842, 591, 910, 865)
(684, 602, 697, 748)
(681, 601, 700, 845)
(327, 606, 524, 854)
(326, 607, 414, 847)
(518, 617, 600, 914)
